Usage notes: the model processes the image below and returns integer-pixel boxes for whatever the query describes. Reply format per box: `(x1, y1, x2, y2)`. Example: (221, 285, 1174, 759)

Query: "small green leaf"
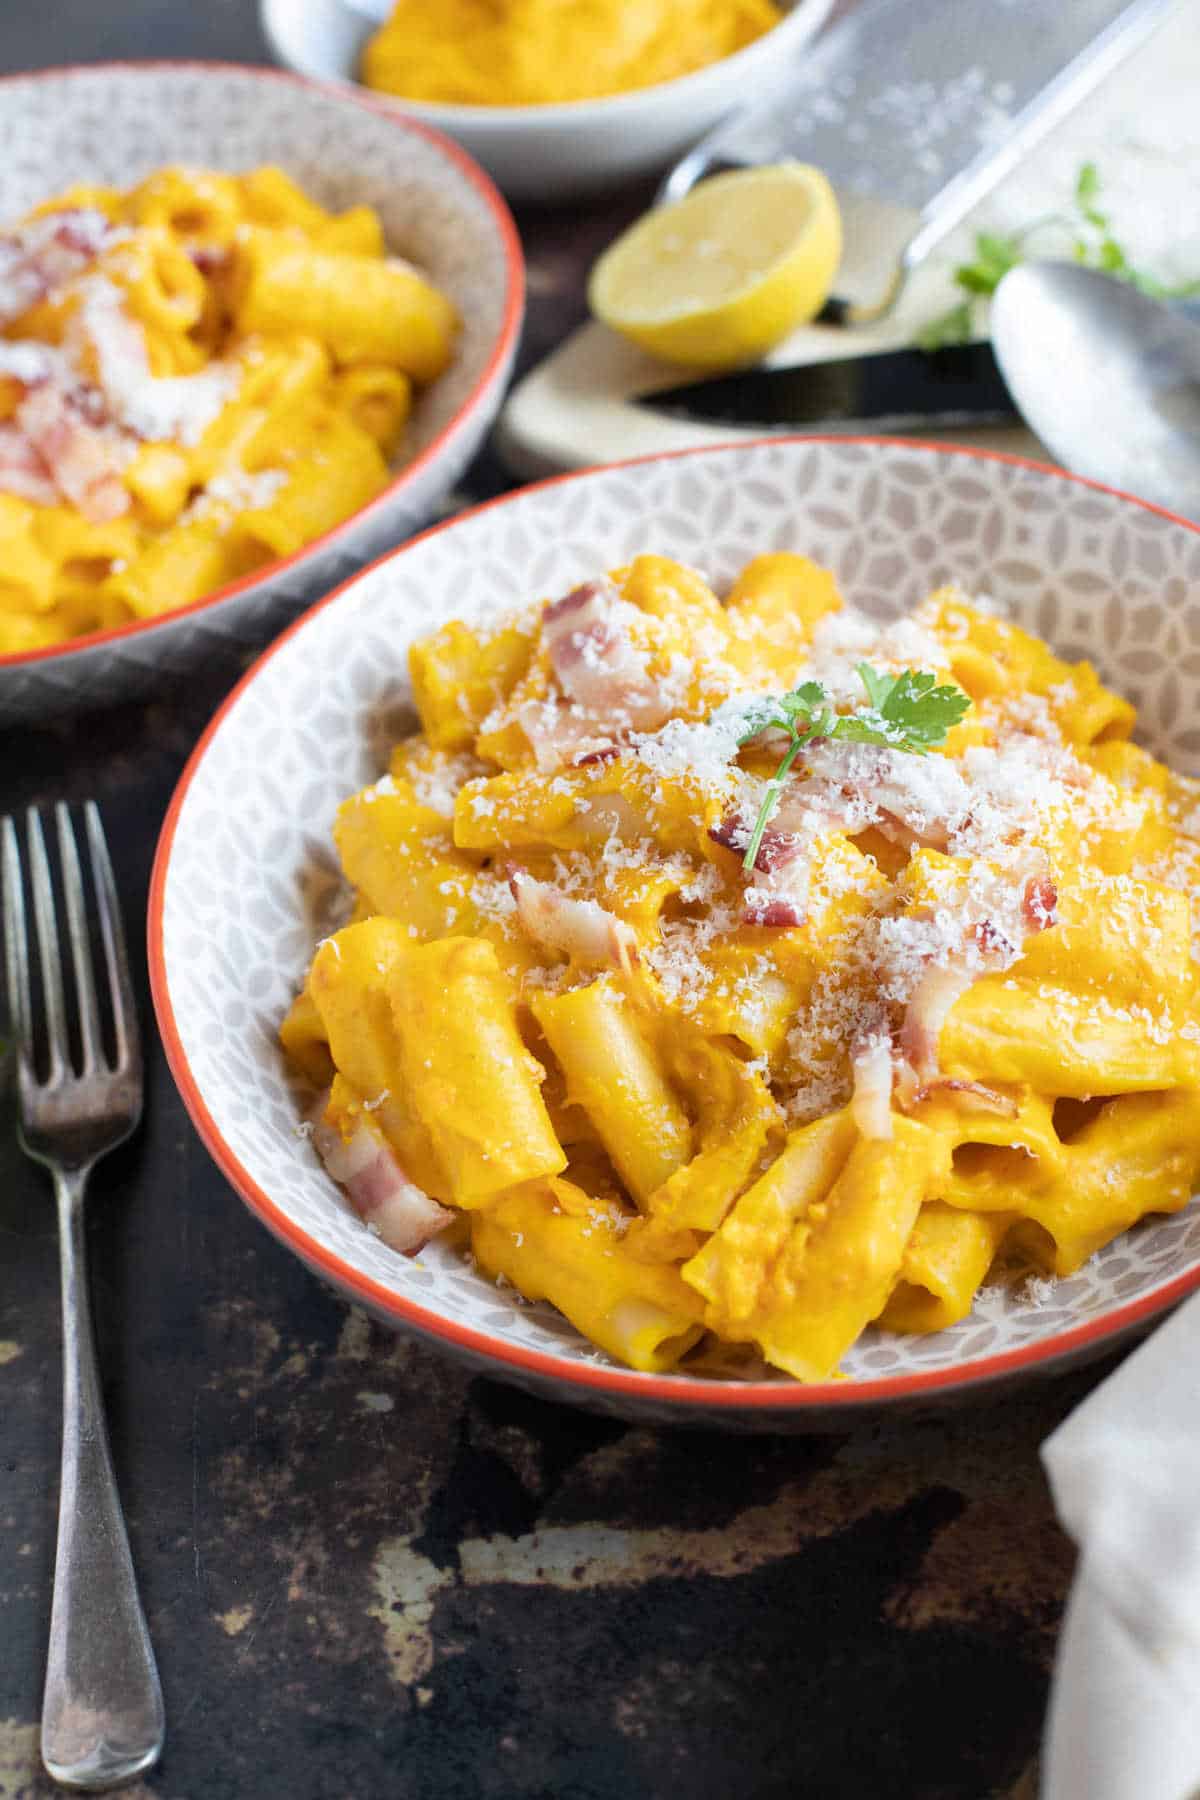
(735, 699, 787, 744)
(855, 661, 894, 710)
(954, 262, 1001, 297)
(786, 681, 828, 716)
(915, 159, 1200, 356)
(873, 667, 972, 751)
(1076, 161, 1101, 206)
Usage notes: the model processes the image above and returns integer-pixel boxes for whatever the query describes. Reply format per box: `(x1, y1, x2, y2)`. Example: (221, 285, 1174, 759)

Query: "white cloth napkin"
(1041, 1291, 1200, 1800)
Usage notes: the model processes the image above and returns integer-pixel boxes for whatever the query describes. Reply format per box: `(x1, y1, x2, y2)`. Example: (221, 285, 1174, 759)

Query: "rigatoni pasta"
(283, 551, 1200, 1381)
(0, 166, 458, 654)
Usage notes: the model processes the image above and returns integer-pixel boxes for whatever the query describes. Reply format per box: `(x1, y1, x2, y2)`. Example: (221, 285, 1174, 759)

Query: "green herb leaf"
(853, 661, 893, 711)
(1076, 161, 1101, 207)
(857, 664, 971, 750)
(732, 666, 970, 872)
(916, 161, 1200, 348)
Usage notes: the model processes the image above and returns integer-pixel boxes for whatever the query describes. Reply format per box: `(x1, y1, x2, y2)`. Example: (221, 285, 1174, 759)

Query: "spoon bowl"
(991, 260, 1200, 518)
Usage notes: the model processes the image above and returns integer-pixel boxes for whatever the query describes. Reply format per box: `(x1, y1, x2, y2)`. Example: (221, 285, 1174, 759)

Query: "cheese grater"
(660, 0, 1179, 323)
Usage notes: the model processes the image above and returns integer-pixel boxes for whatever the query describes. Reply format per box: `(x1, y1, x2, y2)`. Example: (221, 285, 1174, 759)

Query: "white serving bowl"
(0, 62, 523, 727)
(150, 437, 1200, 1429)
(260, 0, 837, 202)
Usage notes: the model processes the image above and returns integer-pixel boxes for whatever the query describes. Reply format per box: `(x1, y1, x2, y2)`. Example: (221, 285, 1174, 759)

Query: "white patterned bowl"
(150, 438, 1200, 1428)
(0, 62, 523, 727)
(260, 0, 836, 202)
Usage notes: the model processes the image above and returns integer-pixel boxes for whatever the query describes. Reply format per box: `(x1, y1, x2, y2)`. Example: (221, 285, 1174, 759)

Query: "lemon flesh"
(588, 163, 842, 371)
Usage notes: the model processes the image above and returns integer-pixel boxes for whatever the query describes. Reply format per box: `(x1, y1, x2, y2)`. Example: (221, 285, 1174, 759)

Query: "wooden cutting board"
(496, 0, 1199, 481)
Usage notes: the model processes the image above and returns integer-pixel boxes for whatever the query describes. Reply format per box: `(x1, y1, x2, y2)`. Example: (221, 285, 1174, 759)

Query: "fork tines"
(2, 803, 140, 1100)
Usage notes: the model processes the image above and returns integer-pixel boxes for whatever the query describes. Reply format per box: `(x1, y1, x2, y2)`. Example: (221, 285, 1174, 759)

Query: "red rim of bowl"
(149, 435, 1200, 1412)
(0, 58, 524, 675)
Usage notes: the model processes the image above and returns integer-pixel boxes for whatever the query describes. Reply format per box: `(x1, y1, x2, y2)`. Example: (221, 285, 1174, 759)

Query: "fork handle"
(42, 1167, 164, 1791)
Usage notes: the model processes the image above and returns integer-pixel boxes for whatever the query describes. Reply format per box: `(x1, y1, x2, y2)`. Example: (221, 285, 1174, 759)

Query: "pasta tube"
(879, 1204, 1013, 1334)
(472, 1181, 704, 1373)
(531, 979, 693, 1205)
(234, 231, 458, 381)
(385, 937, 565, 1203)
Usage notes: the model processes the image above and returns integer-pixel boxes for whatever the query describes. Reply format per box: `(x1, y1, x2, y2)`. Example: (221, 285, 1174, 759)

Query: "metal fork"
(2, 803, 164, 1791)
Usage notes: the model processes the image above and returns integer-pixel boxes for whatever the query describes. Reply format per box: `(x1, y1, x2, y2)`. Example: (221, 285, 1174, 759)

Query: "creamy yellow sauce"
(360, 0, 784, 107)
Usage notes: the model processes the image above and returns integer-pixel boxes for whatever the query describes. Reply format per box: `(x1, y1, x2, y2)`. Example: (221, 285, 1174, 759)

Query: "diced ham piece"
(0, 422, 59, 506)
(312, 1112, 453, 1255)
(851, 1034, 894, 1141)
(0, 208, 113, 325)
(16, 383, 128, 523)
(510, 869, 639, 973)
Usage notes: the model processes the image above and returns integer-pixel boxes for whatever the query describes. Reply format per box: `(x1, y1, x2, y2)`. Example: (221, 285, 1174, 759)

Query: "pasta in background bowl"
(150, 439, 1200, 1429)
(0, 62, 522, 725)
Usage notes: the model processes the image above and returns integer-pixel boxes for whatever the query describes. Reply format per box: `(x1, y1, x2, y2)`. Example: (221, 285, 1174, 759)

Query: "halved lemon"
(588, 163, 842, 371)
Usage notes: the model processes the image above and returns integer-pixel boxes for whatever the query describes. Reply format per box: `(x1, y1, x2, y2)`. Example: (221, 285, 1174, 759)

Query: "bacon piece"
(968, 919, 1015, 958)
(0, 208, 112, 326)
(899, 859, 1057, 1085)
(851, 1035, 894, 1141)
(711, 816, 805, 874)
(542, 578, 673, 732)
(312, 1113, 453, 1255)
(709, 803, 828, 875)
(0, 422, 58, 505)
(510, 869, 638, 973)
(515, 697, 618, 774)
(543, 579, 639, 705)
(743, 896, 805, 928)
(899, 961, 977, 1085)
(573, 744, 622, 768)
(708, 812, 746, 855)
(753, 828, 808, 873)
(872, 809, 951, 853)
(909, 1077, 1018, 1118)
(16, 384, 128, 523)
(1022, 875, 1058, 931)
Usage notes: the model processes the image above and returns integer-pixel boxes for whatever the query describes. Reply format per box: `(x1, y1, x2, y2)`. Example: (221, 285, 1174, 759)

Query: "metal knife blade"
(634, 341, 1015, 432)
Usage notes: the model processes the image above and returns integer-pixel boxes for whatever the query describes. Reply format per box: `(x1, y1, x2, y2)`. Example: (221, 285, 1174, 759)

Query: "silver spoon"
(990, 261, 1200, 518)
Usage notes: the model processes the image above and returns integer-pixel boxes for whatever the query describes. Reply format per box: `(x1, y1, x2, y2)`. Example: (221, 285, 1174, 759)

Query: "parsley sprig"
(736, 663, 970, 872)
(917, 162, 1200, 351)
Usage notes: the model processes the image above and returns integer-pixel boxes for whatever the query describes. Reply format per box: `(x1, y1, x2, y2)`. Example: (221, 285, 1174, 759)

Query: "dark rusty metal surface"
(0, 6, 1107, 1797)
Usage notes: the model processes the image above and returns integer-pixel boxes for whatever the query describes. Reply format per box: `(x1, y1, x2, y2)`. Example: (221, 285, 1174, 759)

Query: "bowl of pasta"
(150, 437, 1200, 1427)
(0, 61, 522, 725)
